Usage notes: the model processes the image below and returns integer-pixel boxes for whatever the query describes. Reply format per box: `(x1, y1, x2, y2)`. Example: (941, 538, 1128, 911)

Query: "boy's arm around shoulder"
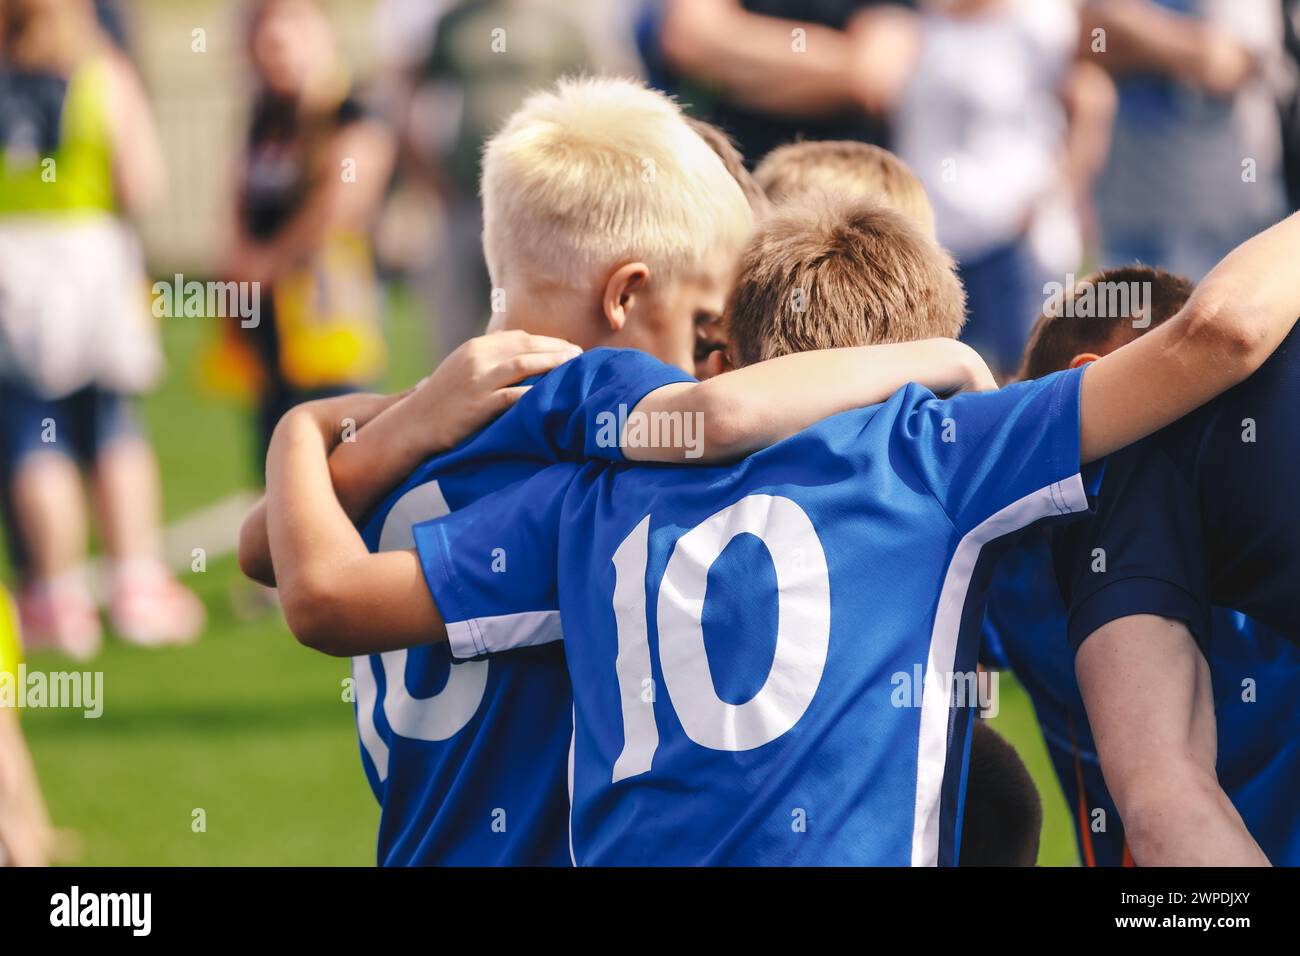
(264, 400, 450, 657)
(238, 390, 406, 588)
(327, 331, 583, 518)
(1079, 211, 1300, 464)
(237, 332, 581, 588)
(627, 338, 995, 464)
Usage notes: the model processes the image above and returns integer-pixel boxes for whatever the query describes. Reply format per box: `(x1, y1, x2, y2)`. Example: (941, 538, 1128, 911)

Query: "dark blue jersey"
(1048, 325, 1300, 864)
(1053, 324, 1300, 652)
(987, 532, 1300, 865)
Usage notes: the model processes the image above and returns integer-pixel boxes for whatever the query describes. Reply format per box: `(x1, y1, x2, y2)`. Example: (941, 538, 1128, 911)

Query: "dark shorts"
(0, 381, 142, 473)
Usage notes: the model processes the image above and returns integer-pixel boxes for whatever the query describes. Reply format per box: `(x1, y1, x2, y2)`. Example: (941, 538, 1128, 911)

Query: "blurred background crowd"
(1, 0, 1299, 866)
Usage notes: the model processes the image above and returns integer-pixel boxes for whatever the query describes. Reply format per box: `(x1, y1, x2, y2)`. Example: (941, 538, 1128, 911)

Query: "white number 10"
(608, 494, 832, 782)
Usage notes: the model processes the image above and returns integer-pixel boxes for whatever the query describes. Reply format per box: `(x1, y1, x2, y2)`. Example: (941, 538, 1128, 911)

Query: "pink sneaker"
(17, 579, 103, 661)
(108, 561, 205, 647)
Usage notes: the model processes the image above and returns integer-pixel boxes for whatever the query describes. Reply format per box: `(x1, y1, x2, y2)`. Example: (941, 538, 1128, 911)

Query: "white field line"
(161, 490, 261, 571)
(81, 491, 260, 600)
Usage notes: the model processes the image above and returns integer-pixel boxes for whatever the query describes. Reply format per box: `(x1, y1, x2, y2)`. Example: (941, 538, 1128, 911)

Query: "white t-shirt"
(893, 0, 1078, 261)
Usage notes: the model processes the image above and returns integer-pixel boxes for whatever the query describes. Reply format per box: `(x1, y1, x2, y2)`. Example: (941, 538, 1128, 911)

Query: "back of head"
(481, 76, 754, 294)
(754, 140, 936, 238)
(1018, 266, 1195, 379)
(725, 193, 966, 367)
(685, 116, 769, 216)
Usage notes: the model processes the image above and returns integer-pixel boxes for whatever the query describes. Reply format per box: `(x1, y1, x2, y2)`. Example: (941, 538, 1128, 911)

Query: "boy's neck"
(498, 286, 611, 352)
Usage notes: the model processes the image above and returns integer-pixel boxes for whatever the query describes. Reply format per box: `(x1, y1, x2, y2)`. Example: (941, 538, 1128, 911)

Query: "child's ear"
(602, 262, 651, 332)
(704, 347, 733, 379)
(1069, 352, 1101, 369)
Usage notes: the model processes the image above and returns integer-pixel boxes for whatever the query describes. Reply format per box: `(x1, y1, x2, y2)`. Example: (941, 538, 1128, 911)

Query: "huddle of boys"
(239, 78, 1300, 866)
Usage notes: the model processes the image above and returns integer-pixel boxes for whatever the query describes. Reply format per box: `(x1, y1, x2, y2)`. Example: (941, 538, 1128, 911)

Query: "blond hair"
(754, 140, 936, 238)
(726, 193, 966, 367)
(481, 77, 754, 291)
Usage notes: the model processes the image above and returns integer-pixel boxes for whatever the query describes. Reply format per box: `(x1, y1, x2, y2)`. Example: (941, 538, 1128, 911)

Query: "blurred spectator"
(1283, 0, 1300, 209)
(368, 0, 444, 149)
(225, 0, 396, 463)
(391, 0, 596, 360)
(1082, 0, 1289, 277)
(91, 0, 127, 50)
(0, 0, 203, 657)
(646, 0, 913, 164)
(0, 585, 59, 866)
(851, 0, 1109, 378)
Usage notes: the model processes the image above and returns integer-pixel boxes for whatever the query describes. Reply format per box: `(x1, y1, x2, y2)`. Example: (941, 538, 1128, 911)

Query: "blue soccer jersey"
(351, 348, 691, 865)
(986, 535, 1300, 866)
(414, 368, 1093, 865)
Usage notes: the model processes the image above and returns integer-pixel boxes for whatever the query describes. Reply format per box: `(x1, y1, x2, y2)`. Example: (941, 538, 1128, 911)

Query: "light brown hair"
(1018, 266, 1194, 380)
(726, 194, 966, 367)
(754, 140, 935, 237)
(686, 116, 769, 215)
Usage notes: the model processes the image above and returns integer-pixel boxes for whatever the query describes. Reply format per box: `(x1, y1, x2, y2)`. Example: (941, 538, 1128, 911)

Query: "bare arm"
(238, 391, 404, 588)
(260, 120, 396, 278)
(1079, 211, 1300, 464)
(1082, 0, 1258, 96)
(0, 710, 58, 867)
(845, 5, 922, 116)
(104, 52, 166, 216)
(628, 339, 995, 464)
(265, 403, 448, 657)
(238, 331, 580, 587)
(328, 332, 581, 518)
(228, 120, 396, 286)
(1076, 615, 1268, 865)
(660, 0, 863, 118)
(1060, 58, 1117, 203)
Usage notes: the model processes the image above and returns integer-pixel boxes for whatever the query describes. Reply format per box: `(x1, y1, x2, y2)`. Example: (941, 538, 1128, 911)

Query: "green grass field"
(6, 286, 1081, 866)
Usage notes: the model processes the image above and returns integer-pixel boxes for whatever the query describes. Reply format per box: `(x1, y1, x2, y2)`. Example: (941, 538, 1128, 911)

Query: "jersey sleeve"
(1051, 436, 1213, 657)
(410, 463, 578, 661)
(509, 347, 695, 463)
(895, 366, 1091, 536)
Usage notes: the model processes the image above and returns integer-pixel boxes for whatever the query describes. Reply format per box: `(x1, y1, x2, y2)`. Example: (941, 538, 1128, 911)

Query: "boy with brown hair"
(985, 264, 1300, 867)
(985, 264, 1192, 867)
(286, 193, 1300, 863)
(1017, 265, 1195, 380)
(721, 200, 960, 369)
